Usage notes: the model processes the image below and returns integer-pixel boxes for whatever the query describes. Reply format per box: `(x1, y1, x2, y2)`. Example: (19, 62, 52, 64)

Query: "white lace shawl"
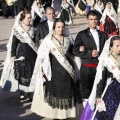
(0, 12, 37, 87)
(94, 3, 104, 14)
(29, 33, 81, 93)
(0, 12, 23, 86)
(29, 34, 52, 93)
(100, 2, 118, 25)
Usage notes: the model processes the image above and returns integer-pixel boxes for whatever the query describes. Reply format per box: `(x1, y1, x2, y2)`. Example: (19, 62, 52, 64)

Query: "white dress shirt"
(90, 29, 100, 52)
(47, 20, 54, 32)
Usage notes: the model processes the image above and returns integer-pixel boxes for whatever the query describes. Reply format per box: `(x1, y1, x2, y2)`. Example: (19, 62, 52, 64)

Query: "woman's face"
(107, 3, 111, 9)
(54, 22, 65, 35)
(37, 3, 41, 8)
(98, 1, 101, 5)
(111, 40, 120, 55)
(23, 14, 31, 26)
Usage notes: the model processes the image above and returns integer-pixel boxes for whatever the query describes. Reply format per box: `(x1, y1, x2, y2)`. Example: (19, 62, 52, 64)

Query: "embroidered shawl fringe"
(44, 93, 76, 110)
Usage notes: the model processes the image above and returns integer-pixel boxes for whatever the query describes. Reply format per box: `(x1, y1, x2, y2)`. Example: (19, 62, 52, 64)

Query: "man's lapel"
(44, 20, 49, 33)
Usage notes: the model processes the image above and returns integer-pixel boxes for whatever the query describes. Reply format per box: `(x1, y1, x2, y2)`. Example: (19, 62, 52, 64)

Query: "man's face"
(45, 9, 55, 21)
(87, 15, 98, 29)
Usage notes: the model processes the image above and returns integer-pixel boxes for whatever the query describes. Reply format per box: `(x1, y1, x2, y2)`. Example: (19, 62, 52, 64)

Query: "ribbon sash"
(110, 54, 120, 70)
(51, 36, 75, 80)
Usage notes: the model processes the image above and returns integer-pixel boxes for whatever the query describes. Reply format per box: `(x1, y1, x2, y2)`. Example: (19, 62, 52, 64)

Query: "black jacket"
(35, 20, 49, 42)
(73, 28, 108, 64)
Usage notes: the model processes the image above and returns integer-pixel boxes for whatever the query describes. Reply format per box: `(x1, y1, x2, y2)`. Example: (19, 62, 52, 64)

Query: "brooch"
(111, 65, 116, 70)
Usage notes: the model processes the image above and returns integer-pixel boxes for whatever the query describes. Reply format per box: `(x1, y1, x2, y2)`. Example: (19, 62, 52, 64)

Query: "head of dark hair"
(87, 10, 98, 19)
(20, 10, 31, 21)
(110, 36, 120, 47)
(97, 0, 102, 2)
(53, 18, 65, 30)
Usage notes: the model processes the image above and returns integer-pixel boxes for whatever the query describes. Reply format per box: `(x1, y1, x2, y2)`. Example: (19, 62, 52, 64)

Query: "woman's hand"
(79, 46, 84, 51)
(39, 39, 43, 44)
(96, 98, 102, 106)
(11, 56, 16, 61)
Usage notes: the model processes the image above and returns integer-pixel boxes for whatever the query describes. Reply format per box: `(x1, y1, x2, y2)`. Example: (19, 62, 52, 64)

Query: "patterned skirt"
(44, 54, 80, 109)
(95, 79, 120, 120)
(14, 59, 36, 87)
(99, 16, 119, 36)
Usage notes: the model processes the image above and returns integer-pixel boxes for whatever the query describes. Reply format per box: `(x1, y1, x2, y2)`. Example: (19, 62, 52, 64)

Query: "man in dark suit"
(35, 6, 55, 44)
(73, 10, 108, 102)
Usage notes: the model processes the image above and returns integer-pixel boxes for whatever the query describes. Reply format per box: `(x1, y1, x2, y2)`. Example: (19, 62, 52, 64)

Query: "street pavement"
(0, 13, 120, 120)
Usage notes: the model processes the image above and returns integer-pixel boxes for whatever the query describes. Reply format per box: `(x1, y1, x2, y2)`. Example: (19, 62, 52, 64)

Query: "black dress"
(95, 67, 120, 119)
(43, 37, 80, 109)
(11, 35, 37, 87)
(60, 3, 72, 25)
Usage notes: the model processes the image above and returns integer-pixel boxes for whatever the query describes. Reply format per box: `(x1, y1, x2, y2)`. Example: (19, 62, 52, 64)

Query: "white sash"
(51, 36, 75, 80)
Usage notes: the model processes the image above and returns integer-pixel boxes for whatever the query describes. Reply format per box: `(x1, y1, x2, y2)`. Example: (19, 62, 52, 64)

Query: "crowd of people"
(0, 0, 120, 120)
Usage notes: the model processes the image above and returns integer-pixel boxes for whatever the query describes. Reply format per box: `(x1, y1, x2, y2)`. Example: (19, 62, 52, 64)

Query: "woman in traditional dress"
(99, 2, 119, 37)
(59, 0, 73, 25)
(95, 35, 120, 120)
(94, 0, 104, 26)
(29, 18, 81, 119)
(75, 0, 87, 15)
(0, 10, 37, 101)
(80, 36, 120, 120)
(31, 1, 46, 27)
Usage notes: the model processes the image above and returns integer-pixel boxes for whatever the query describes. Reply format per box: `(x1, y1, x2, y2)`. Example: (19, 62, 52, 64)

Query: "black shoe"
(28, 93, 33, 102)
